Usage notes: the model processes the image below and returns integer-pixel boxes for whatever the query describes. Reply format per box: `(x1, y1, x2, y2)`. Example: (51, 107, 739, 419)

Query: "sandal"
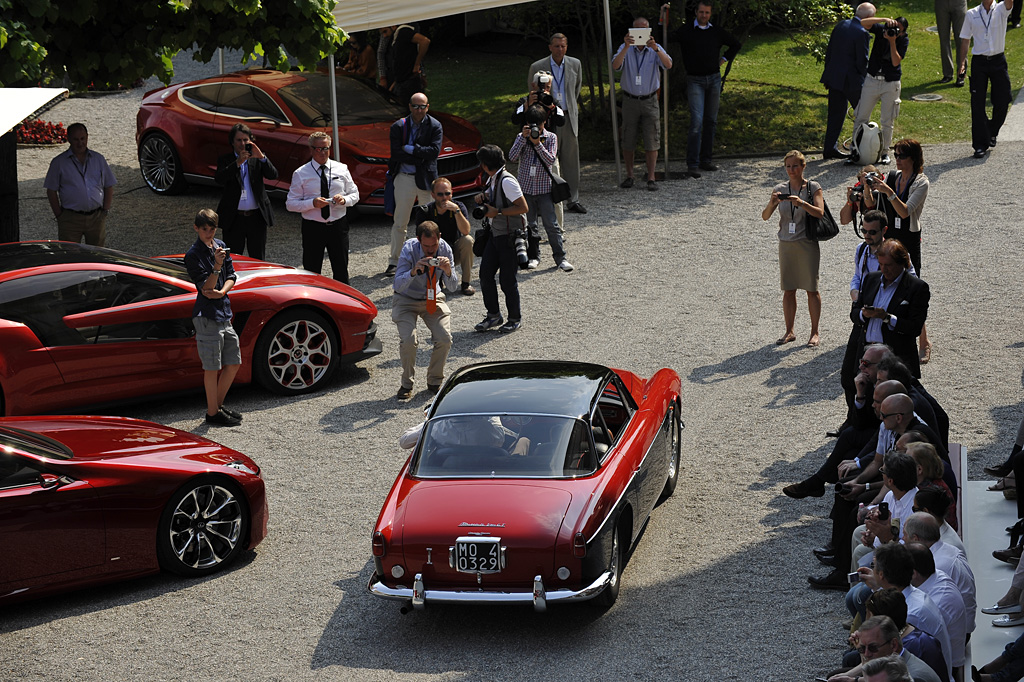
(990, 476, 1017, 492)
(776, 333, 796, 345)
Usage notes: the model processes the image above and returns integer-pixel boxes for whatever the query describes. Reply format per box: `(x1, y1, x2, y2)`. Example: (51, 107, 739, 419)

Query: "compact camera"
(850, 184, 864, 203)
(426, 257, 440, 267)
(864, 172, 881, 185)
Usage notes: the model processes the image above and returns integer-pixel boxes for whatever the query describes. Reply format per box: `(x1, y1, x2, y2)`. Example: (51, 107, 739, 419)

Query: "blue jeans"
(686, 74, 721, 169)
(525, 193, 565, 265)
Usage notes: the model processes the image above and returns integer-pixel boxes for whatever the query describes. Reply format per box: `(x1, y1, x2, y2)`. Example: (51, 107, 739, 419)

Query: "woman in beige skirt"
(761, 150, 825, 347)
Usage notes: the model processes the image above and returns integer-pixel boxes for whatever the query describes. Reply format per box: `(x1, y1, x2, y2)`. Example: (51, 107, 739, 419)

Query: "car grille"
(438, 152, 480, 177)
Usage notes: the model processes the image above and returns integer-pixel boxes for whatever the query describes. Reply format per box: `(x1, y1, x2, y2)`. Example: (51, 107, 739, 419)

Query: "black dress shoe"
(698, 161, 718, 172)
(823, 148, 850, 160)
(940, 75, 954, 83)
(986, 463, 1013, 477)
(994, 545, 1023, 565)
(813, 544, 834, 557)
(809, 568, 849, 590)
(783, 479, 826, 499)
(991, 136, 998, 147)
(816, 553, 839, 567)
(567, 202, 587, 214)
(973, 149, 987, 159)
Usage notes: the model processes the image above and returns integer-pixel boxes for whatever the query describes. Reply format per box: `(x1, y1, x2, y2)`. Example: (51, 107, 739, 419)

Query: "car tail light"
(573, 532, 586, 558)
(372, 531, 386, 557)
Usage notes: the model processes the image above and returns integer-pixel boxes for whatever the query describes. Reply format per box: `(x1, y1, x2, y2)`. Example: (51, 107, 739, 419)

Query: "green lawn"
(427, 0, 1023, 159)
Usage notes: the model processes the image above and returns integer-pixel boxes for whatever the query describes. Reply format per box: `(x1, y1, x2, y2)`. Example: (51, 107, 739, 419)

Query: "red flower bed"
(16, 119, 67, 145)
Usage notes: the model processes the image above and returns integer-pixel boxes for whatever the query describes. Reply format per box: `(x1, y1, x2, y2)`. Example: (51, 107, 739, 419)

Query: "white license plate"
(451, 537, 504, 574)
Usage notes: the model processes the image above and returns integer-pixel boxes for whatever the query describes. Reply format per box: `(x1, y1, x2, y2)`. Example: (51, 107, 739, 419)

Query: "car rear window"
(277, 74, 405, 127)
(410, 415, 598, 478)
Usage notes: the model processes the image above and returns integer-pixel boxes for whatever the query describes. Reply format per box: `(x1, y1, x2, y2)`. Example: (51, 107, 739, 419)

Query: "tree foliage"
(0, 0, 344, 89)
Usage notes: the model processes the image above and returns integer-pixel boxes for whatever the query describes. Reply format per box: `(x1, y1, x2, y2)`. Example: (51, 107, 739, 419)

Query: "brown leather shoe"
(994, 546, 1023, 565)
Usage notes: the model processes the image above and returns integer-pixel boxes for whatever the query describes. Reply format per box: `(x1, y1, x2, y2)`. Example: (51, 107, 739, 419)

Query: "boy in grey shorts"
(184, 208, 244, 426)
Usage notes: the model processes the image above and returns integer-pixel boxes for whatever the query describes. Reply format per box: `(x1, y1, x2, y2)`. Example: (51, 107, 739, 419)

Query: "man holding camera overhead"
(215, 123, 278, 261)
(392, 221, 458, 400)
(528, 33, 586, 214)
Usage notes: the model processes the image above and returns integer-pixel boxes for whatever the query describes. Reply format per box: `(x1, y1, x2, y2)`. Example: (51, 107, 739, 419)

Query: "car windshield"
(411, 415, 599, 478)
(0, 426, 72, 460)
(277, 74, 406, 127)
(0, 242, 192, 284)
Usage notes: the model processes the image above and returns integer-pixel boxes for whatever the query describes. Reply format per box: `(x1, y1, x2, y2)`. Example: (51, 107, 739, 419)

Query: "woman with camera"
(863, 138, 932, 363)
(761, 149, 825, 348)
(473, 144, 529, 334)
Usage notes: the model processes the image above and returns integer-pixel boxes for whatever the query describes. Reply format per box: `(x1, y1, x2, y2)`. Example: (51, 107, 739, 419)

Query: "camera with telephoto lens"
(514, 229, 529, 269)
(530, 124, 541, 140)
(534, 91, 554, 107)
(472, 205, 488, 221)
(835, 482, 854, 495)
(885, 25, 899, 37)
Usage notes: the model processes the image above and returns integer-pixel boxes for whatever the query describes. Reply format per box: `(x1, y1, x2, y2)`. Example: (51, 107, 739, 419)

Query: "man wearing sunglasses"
(385, 92, 442, 277)
(412, 177, 475, 295)
(829, 617, 941, 682)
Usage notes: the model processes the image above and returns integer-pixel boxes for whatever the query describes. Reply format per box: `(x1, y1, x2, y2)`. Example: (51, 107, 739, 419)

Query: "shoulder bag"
(531, 143, 572, 204)
(806, 182, 839, 242)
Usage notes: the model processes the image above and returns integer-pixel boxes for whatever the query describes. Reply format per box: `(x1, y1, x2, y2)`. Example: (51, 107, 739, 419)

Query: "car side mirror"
(38, 473, 63, 489)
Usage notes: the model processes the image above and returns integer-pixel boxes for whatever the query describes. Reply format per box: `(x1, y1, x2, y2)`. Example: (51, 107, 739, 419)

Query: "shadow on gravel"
(0, 550, 260, 633)
(307, 505, 843, 679)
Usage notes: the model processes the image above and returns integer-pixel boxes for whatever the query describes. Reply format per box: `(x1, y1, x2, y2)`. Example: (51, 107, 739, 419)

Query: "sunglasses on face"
(863, 229, 881, 236)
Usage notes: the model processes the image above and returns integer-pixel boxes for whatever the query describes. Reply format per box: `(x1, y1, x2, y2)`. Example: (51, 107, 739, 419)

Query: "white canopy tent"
(0, 88, 69, 137)
(325, 0, 665, 181)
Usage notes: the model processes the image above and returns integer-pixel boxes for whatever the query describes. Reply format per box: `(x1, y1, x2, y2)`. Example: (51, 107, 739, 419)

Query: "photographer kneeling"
(509, 104, 573, 272)
(473, 144, 529, 334)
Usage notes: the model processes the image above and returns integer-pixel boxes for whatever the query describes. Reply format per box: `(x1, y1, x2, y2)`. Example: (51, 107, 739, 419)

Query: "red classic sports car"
(0, 415, 268, 605)
(136, 70, 484, 208)
(0, 241, 382, 416)
(369, 361, 683, 611)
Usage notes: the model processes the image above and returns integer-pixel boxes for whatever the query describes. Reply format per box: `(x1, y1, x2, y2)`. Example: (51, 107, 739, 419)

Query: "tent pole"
(218, 48, 224, 74)
(328, 55, 341, 161)
(604, 0, 621, 184)
(661, 4, 669, 179)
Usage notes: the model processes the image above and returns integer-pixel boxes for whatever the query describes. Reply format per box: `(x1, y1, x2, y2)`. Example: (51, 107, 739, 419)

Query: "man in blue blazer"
(820, 3, 875, 159)
(385, 92, 442, 276)
(215, 123, 278, 260)
(850, 238, 929, 378)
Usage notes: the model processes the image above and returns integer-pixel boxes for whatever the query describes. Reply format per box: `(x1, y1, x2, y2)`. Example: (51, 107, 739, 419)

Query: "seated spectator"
(830, 617, 941, 682)
(854, 543, 953, 682)
(863, 588, 948, 682)
(342, 32, 378, 80)
(913, 484, 964, 554)
(862, 654, 916, 682)
(902, 511, 976, 637)
(850, 450, 919, 569)
(906, 443, 958, 530)
(906, 542, 967, 678)
(876, 354, 947, 447)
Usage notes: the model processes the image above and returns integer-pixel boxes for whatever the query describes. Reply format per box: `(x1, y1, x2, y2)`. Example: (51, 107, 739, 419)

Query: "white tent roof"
(0, 88, 69, 136)
(331, 0, 533, 33)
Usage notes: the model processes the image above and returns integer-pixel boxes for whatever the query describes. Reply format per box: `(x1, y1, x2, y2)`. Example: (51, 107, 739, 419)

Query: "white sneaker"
(558, 260, 574, 272)
(527, 259, 539, 270)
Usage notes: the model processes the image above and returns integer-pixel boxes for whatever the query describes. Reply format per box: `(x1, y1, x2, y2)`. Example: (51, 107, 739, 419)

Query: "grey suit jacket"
(528, 55, 582, 135)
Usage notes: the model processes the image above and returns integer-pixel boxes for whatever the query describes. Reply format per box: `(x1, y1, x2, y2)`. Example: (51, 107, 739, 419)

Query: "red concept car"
(369, 361, 683, 611)
(0, 415, 268, 605)
(136, 69, 484, 208)
(0, 241, 382, 416)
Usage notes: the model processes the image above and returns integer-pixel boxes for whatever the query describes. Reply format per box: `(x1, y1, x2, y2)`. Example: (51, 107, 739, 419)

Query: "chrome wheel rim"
(265, 318, 333, 390)
(168, 484, 242, 570)
(139, 136, 178, 192)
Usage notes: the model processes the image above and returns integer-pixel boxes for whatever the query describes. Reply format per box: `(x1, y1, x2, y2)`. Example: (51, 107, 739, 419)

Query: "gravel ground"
(3, 50, 1024, 681)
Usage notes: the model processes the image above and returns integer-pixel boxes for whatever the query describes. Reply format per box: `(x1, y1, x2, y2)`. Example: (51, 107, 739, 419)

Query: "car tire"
(139, 133, 186, 194)
(157, 476, 249, 577)
(594, 522, 625, 608)
(253, 309, 339, 395)
(660, 400, 682, 500)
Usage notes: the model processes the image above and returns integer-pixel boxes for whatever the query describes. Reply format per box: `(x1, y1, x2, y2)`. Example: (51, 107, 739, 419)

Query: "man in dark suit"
(851, 238, 929, 378)
(820, 3, 875, 159)
(385, 92, 442, 277)
(215, 123, 278, 261)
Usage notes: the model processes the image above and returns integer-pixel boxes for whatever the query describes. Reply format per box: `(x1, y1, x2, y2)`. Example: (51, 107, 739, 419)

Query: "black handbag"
(808, 197, 840, 241)
(532, 144, 571, 204)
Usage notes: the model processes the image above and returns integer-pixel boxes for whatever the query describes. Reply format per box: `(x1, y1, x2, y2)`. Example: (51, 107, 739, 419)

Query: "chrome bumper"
(367, 570, 613, 613)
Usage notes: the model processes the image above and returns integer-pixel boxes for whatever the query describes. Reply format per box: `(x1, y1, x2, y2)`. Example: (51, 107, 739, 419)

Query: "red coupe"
(369, 361, 683, 611)
(0, 241, 382, 416)
(0, 415, 268, 605)
(136, 70, 484, 208)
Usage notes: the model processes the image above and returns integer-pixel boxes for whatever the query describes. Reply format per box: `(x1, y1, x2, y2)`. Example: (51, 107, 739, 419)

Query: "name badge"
(789, 222, 797, 234)
(894, 217, 902, 230)
(529, 166, 536, 176)
(239, 188, 248, 202)
(427, 286, 435, 301)
(635, 75, 643, 87)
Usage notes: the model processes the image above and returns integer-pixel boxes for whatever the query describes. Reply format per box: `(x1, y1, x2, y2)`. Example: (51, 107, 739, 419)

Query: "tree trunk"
(0, 131, 19, 244)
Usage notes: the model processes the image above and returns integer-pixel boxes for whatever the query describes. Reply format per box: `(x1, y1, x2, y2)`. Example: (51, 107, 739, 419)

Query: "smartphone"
(628, 27, 651, 44)
(245, 143, 253, 153)
(777, 194, 795, 200)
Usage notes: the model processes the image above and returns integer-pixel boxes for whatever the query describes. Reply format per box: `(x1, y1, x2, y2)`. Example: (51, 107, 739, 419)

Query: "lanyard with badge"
(551, 58, 565, 106)
(425, 263, 438, 312)
(633, 48, 649, 88)
(787, 182, 804, 235)
(890, 173, 916, 231)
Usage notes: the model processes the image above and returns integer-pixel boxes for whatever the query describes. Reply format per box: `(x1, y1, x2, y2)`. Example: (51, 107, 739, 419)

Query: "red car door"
(0, 459, 105, 588)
